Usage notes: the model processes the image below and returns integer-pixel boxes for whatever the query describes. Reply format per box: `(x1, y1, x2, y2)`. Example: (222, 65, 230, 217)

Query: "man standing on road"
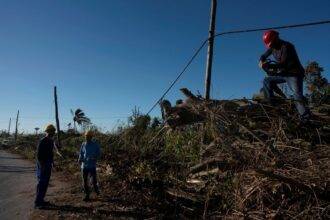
(34, 124, 56, 208)
(78, 130, 101, 202)
(259, 30, 311, 123)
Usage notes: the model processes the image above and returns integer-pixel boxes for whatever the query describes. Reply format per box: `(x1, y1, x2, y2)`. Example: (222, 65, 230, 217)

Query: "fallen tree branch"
(256, 169, 329, 201)
(189, 158, 235, 174)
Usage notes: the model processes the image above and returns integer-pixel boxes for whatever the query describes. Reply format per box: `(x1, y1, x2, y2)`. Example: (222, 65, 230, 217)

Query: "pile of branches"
(107, 89, 330, 218)
(187, 98, 329, 218)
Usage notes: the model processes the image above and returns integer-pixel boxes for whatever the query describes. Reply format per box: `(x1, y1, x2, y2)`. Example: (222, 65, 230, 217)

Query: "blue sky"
(0, 0, 329, 133)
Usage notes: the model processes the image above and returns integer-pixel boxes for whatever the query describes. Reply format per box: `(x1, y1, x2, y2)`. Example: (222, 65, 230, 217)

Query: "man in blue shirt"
(78, 130, 101, 201)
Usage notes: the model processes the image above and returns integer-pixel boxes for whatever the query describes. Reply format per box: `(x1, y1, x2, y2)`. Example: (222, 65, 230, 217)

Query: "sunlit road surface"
(0, 150, 36, 220)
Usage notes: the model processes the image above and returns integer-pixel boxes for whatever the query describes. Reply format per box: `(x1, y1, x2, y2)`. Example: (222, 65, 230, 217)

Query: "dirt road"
(0, 149, 73, 220)
(0, 149, 143, 219)
(0, 149, 36, 219)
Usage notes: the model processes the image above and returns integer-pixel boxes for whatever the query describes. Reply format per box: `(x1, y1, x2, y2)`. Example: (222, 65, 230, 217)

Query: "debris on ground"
(108, 89, 329, 218)
(3, 88, 330, 219)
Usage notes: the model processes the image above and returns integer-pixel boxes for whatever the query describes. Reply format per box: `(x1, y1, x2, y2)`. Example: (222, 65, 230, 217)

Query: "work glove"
(259, 60, 266, 69)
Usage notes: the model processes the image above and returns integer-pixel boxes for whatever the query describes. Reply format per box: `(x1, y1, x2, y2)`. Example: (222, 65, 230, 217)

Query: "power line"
(147, 40, 208, 115)
(146, 19, 330, 114)
(214, 20, 330, 37)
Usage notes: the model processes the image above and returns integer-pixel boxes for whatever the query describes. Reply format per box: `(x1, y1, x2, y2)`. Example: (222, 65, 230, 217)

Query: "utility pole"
(204, 0, 217, 100)
(54, 86, 61, 149)
(8, 118, 11, 135)
(14, 110, 19, 142)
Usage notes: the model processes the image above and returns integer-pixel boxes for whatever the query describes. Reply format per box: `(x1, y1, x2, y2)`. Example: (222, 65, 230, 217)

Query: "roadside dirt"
(0, 150, 76, 220)
(0, 149, 146, 219)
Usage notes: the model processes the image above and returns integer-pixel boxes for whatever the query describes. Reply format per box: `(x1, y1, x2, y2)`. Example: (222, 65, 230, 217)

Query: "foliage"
(304, 61, 330, 105)
(128, 107, 151, 130)
(150, 117, 161, 129)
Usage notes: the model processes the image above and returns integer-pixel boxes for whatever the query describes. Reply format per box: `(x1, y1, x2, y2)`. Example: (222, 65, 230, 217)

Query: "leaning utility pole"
(54, 86, 61, 149)
(204, 0, 217, 100)
(14, 110, 19, 142)
(8, 118, 11, 134)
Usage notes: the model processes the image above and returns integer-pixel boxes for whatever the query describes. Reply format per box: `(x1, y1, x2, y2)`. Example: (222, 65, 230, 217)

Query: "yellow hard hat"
(85, 130, 94, 137)
(45, 124, 56, 133)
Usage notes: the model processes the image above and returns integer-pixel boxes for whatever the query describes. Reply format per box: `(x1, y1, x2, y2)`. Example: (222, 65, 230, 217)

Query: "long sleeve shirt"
(78, 141, 101, 169)
(36, 136, 54, 164)
(260, 40, 305, 76)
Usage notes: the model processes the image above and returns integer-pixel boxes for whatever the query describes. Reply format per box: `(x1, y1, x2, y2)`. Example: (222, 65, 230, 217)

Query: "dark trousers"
(82, 167, 99, 196)
(35, 161, 52, 204)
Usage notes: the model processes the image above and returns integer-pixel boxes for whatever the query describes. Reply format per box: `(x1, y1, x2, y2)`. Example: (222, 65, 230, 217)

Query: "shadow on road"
(0, 165, 35, 173)
(0, 156, 22, 160)
(40, 203, 146, 218)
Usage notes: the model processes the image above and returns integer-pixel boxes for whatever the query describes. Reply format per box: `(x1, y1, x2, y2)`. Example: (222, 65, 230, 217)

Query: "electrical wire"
(214, 20, 330, 38)
(146, 40, 208, 115)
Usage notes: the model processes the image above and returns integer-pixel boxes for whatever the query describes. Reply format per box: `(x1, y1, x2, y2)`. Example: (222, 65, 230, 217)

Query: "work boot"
(34, 200, 52, 209)
(95, 190, 100, 196)
(299, 112, 312, 125)
(83, 194, 90, 202)
(269, 97, 282, 106)
(41, 200, 52, 206)
(34, 203, 44, 209)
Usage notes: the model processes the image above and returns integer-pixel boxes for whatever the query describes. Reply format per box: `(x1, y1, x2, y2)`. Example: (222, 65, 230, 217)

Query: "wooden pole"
(14, 110, 19, 142)
(204, 0, 217, 100)
(54, 86, 61, 149)
(8, 118, 11, 134)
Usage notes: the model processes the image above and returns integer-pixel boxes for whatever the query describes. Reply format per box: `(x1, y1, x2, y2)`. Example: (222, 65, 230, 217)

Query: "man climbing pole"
(34, 124, 57, 209)
(259, 30, 311, 123)
(78, 130, 101, 202)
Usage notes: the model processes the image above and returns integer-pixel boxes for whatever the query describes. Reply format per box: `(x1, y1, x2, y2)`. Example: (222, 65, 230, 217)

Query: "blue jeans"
(35, 161, 52, 204)
(263, 75, 309, 117)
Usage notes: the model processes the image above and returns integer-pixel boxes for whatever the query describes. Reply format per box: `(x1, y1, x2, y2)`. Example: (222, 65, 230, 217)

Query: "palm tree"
(70, 109, 91, 132)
